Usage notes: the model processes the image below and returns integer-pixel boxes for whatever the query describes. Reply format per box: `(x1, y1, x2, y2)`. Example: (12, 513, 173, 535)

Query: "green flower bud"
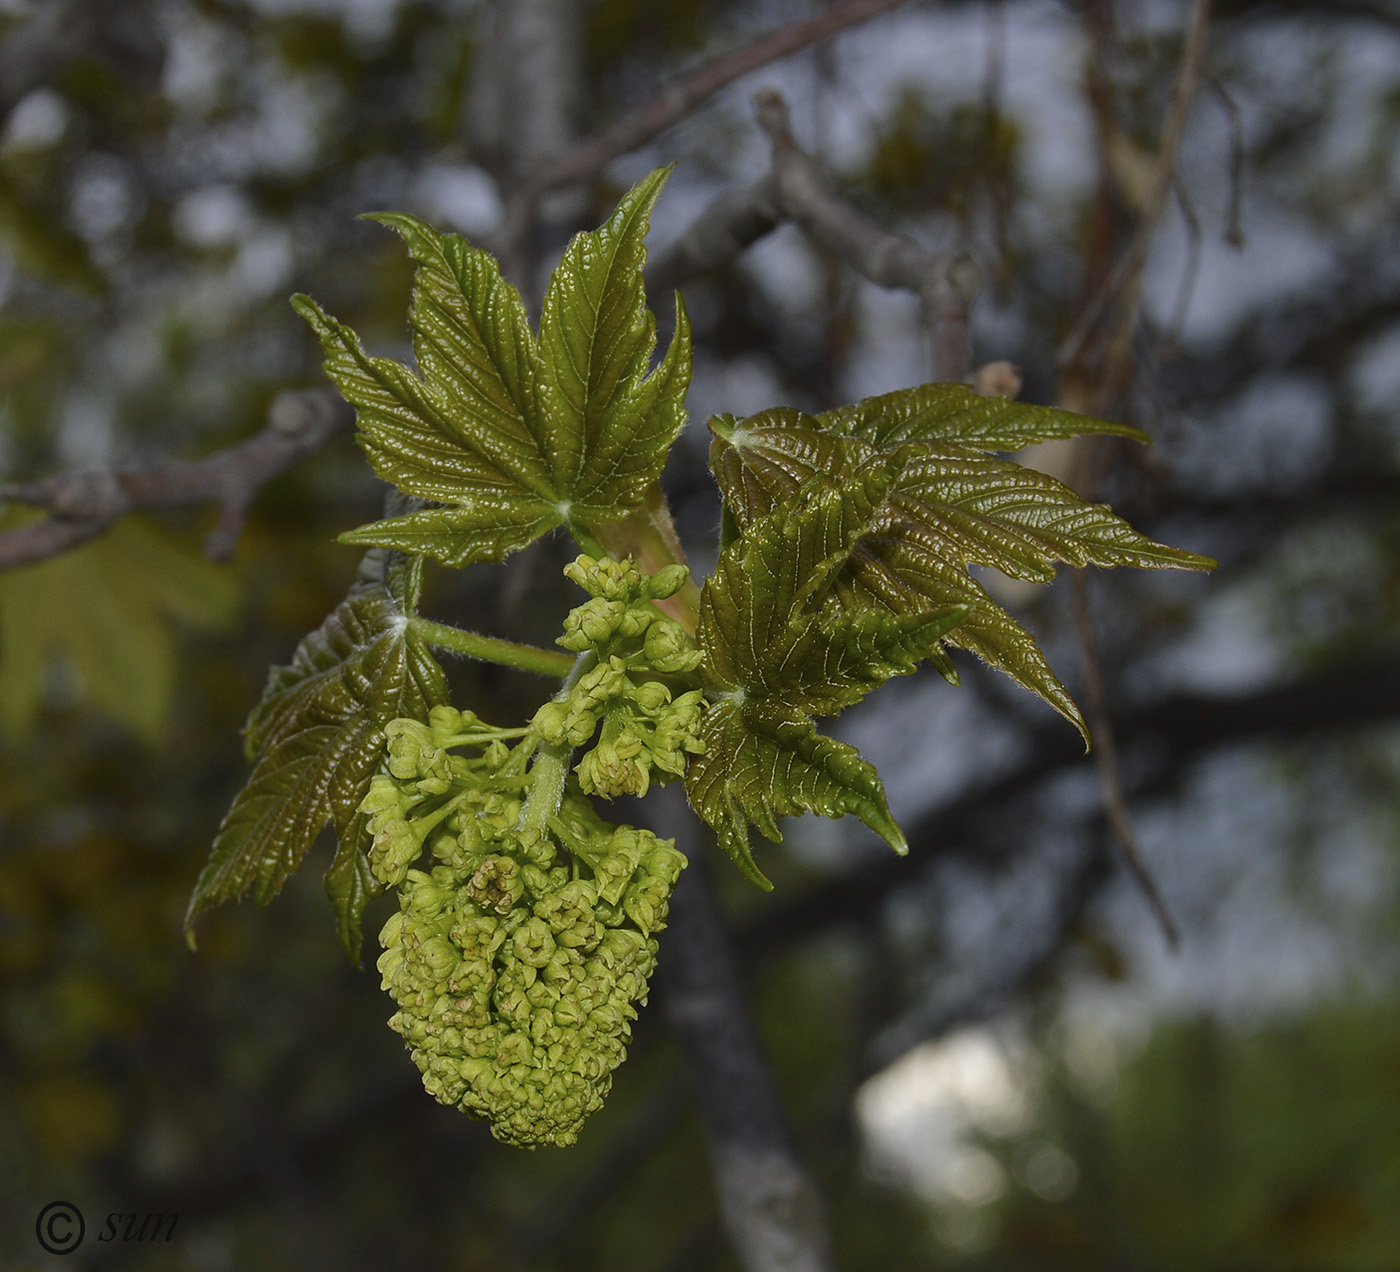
(467, 855, 524, 914)
(643, 620, 702, 673)
(564, 554, 647, 603)
(575, 660, 629, 707)
(385, 717, 453, 788)
(647, 563, 690, 600)
(426, 703, 470, 739)
(360, 773, 407, 818)
(418, 936, 460, 983)
(512, 916, 558, 968)
(578, 732, 650, 798)
(629, 679, 671, 715)
(531, 699, 572, 744)
(534, 880, 599, 948)
(403, 870, 455, 921)
(369, 815, 422, 886)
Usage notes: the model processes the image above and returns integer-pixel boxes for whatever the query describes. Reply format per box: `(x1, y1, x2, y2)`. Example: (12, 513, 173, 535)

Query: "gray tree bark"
(649, 785, 839, 1272)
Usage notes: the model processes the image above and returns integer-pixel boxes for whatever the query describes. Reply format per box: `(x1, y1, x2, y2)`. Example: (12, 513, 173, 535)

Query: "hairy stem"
(519, 650, 597, 840)
(565, 518, 609, 562)
(411, 618, 574, 678)
(590, 485, 703, 635)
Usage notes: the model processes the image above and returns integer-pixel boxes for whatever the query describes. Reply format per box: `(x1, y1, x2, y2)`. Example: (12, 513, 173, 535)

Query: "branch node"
(51, 469, 131, 522)
(204, 502, 250, 562)
(752, 88, 793, 147)
(973, 361, 1024, 399)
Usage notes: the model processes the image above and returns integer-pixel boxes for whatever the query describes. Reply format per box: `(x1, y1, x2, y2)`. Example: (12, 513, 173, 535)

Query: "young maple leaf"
(686, 465, 966, 887)
(291, 167, 691, 567)
(708, 384, 1215, 742)
(187, 551, 447, 962)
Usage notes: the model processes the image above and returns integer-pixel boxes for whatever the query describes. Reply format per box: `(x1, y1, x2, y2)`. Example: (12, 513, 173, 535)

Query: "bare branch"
(1162, 170, 1204, 352)
(647, 175, 783, 295)
(1071, 570, 1180, 950)
(754, 89, 980, 382)
(1058, 0, 1215, 384)
(648, 785, 838, 1272)
(521, 0, 923, 201)
(0, 388, 353, 570)
(973, 359, 1023, 399)
(1205, 75, 1247, 247)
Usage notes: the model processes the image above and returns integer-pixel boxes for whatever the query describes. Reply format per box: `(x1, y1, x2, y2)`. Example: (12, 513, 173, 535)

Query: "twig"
(1057, 0, 1215, 382)
(1206, 75, 1247, 248)
(649, 785, 837, 1272)
(0, 389, 353, 570)
(1048, 0, 1213, 949)
(1072, 571, 1178, 948)
(521, 0, 922, 201)
(754, 90, 980, 382)
(1164, 170, 1204, 351)
(646, 175, 784, 295)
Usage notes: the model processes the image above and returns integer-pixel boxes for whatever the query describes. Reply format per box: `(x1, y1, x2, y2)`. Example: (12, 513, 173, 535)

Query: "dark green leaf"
(816, 381, 1150, 450)
(294, 168, 690, 567)
(188, 552, 448, 959)
(687, 471, 966, 886)
(324, 813, 385, 967)
(709, 402, 1214, 741)
(538, 166, 693, 520)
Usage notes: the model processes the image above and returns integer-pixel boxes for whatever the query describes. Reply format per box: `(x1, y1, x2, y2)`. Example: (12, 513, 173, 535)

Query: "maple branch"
(647, 175, 783, 295)
(754, 89, 980, 382)
(651, 785, 838, 1272)
(1071, 570, 1179, 950)
(1057, 0, 1215, 386)
(0, 388, 353, 570)
(520, 0, 922, 201)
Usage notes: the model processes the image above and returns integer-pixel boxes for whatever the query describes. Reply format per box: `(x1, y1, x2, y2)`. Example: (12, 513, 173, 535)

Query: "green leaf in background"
(187, 551, 448, 962)
(0, 514, 239, 742)
(709, 391, 1214, 741)
(687, 468, 966, 887)
(292, 167, 691, 567)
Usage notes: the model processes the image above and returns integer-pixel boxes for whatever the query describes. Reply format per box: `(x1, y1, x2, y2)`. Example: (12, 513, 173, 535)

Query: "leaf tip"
(359, 209, 426, 236)
(182, 892, 206, 951)
(707, 413, 738, 442)
(869, 807, 909, 857)
(336, 523, 385, 547)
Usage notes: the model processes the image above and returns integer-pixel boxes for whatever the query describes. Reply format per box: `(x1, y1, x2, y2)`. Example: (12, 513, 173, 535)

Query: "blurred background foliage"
(0, 0, 1398, 1268)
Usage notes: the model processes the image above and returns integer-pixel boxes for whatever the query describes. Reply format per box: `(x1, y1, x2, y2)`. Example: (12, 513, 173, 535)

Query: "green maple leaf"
(686, 467, 967, 887)
(0, 514, 239, 741)
(187, 551, 448, 962)
(709, 386, 1215, 741)
(291, 167, 691, 567)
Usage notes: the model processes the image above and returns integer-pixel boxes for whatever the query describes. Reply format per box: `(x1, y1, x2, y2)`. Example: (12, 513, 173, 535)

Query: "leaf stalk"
(411, 618, 574, 678)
